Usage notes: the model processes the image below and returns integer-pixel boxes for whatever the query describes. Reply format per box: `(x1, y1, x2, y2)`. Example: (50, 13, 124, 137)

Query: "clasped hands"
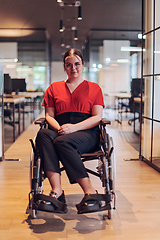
(58, 123, 77, 135)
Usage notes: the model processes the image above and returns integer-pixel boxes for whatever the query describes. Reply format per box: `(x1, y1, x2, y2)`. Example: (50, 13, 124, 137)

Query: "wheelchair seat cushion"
(76, 192, 111, 214)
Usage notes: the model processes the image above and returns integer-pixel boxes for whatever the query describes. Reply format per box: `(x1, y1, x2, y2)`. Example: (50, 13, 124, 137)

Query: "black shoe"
(50, 190, 66, 204)
(39, 190, 68, 213)
(76, 191, 110, 214)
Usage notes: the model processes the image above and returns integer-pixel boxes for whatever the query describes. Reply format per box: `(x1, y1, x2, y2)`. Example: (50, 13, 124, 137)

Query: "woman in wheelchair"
(36, 48, 105, 214)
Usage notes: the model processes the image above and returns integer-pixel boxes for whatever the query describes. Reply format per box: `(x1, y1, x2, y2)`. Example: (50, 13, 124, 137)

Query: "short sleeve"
(42, 85, 55, 108)
(93, 85, 105, 108)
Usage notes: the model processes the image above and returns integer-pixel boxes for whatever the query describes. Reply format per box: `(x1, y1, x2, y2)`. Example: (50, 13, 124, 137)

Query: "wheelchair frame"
(28, 118, 116, 219)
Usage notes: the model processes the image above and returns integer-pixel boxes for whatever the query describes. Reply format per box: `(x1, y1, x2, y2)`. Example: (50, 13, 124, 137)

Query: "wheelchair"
(28, 117, 116, 219)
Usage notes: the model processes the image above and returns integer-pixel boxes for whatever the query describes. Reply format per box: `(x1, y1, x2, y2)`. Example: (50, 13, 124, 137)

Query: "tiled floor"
(0, 109, 160, 240)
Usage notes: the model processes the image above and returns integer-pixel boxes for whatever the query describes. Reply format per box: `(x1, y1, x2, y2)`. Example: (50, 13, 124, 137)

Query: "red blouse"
(42, 80, 105, 116)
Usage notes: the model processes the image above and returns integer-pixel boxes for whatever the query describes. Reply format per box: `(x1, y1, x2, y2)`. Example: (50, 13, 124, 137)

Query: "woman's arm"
(58, 105, 103, 135)
(45, 107, 61, 131)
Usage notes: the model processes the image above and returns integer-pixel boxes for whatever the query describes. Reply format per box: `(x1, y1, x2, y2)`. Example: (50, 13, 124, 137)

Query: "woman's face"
(64, 54, 84, 79)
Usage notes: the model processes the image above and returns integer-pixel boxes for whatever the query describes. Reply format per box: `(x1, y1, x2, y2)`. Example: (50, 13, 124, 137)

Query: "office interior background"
(1, 0, 159, 172)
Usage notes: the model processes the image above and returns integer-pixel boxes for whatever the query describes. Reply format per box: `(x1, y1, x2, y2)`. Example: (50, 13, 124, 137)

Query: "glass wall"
(1, 29, 51, 92)
(0, 54, 4, 160)
(88, 39, 135, 108)
(16, 64, 46, 91)
(141, 0, 160, 171)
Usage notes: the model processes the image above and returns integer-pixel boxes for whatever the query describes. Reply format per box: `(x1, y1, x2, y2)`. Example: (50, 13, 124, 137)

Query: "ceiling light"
(61, 37, 65, 47)
(59, 1, 80, 7)
(121, 46, 146, 52)
(104, 58, 111, 64)
(78, 6, 82, 20)
(117, 59, 129, 63)
(138, 33, 146, 39)
(71, 26, 76, 31)
(75, 1, 81, 7)
(0, 59, 17, 63)
(0, 29, 34, 37)
(74, 30, 78, 40)
(98, 64, 102, 69)
(59, 20, 64, 32)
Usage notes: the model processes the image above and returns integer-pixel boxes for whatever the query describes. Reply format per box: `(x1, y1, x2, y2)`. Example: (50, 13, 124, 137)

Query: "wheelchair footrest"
(32, 193, 68, 214)
(76, 193, 111, 214)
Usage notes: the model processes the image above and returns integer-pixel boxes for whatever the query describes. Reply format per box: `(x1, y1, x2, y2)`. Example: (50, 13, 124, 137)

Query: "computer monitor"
(131, 78, 144, 97)
(11, 78, 26, 93)
(4, 74, 12, 94)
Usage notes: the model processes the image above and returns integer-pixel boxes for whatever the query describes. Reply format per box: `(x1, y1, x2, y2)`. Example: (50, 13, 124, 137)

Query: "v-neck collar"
(65, 80, 85, 94)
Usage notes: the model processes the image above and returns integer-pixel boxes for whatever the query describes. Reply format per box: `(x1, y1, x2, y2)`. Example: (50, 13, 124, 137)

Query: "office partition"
(0, 64, 4, 161)
(140, 0, 160, 172)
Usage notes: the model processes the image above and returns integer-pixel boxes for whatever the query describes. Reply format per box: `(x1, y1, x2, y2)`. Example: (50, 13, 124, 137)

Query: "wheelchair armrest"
(100, 118, 111, 126)
(34, 117, 111, 128)
(34, 117, 46, 128)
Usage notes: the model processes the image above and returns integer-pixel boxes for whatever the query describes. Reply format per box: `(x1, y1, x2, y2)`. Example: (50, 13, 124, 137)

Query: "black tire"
(29, 139, 43, 218)
(102, 132, 116, 219)
(108, 136, 116, 194)
(108, 209, 111, 219)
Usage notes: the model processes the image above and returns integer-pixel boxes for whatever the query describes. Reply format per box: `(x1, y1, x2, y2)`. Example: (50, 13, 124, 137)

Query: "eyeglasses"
(65, 62, 81, 69)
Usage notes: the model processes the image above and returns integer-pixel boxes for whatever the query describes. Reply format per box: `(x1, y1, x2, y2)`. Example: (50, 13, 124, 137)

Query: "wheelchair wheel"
(101, 133, 116, 219)
(29, 139, 43, 218)
(101, 154, 112, 219)
(108, 136, 116, 194)
(106, 134, 116, 194)
(30, 140, 42, 194)
(108, 209, 111, 219)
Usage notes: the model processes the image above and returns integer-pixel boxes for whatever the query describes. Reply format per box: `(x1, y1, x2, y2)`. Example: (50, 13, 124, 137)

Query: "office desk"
(6, 92, 44, 123)
(115, 93, 131, 124)
(18, 92, 44, 122)
(4, 96, 25, 142)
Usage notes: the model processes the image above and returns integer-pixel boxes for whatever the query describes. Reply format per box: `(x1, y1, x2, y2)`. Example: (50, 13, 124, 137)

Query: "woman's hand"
(58, 105, 103, 135)
(58, 123, 77, 135)
(45, 107, 61, 131)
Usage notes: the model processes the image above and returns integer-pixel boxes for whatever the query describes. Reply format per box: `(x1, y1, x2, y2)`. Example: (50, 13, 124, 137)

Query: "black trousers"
(36, 128, 100, 184)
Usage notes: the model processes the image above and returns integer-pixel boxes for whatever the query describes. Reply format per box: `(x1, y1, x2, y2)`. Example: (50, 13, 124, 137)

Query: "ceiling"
(0, 0, 142, 61)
